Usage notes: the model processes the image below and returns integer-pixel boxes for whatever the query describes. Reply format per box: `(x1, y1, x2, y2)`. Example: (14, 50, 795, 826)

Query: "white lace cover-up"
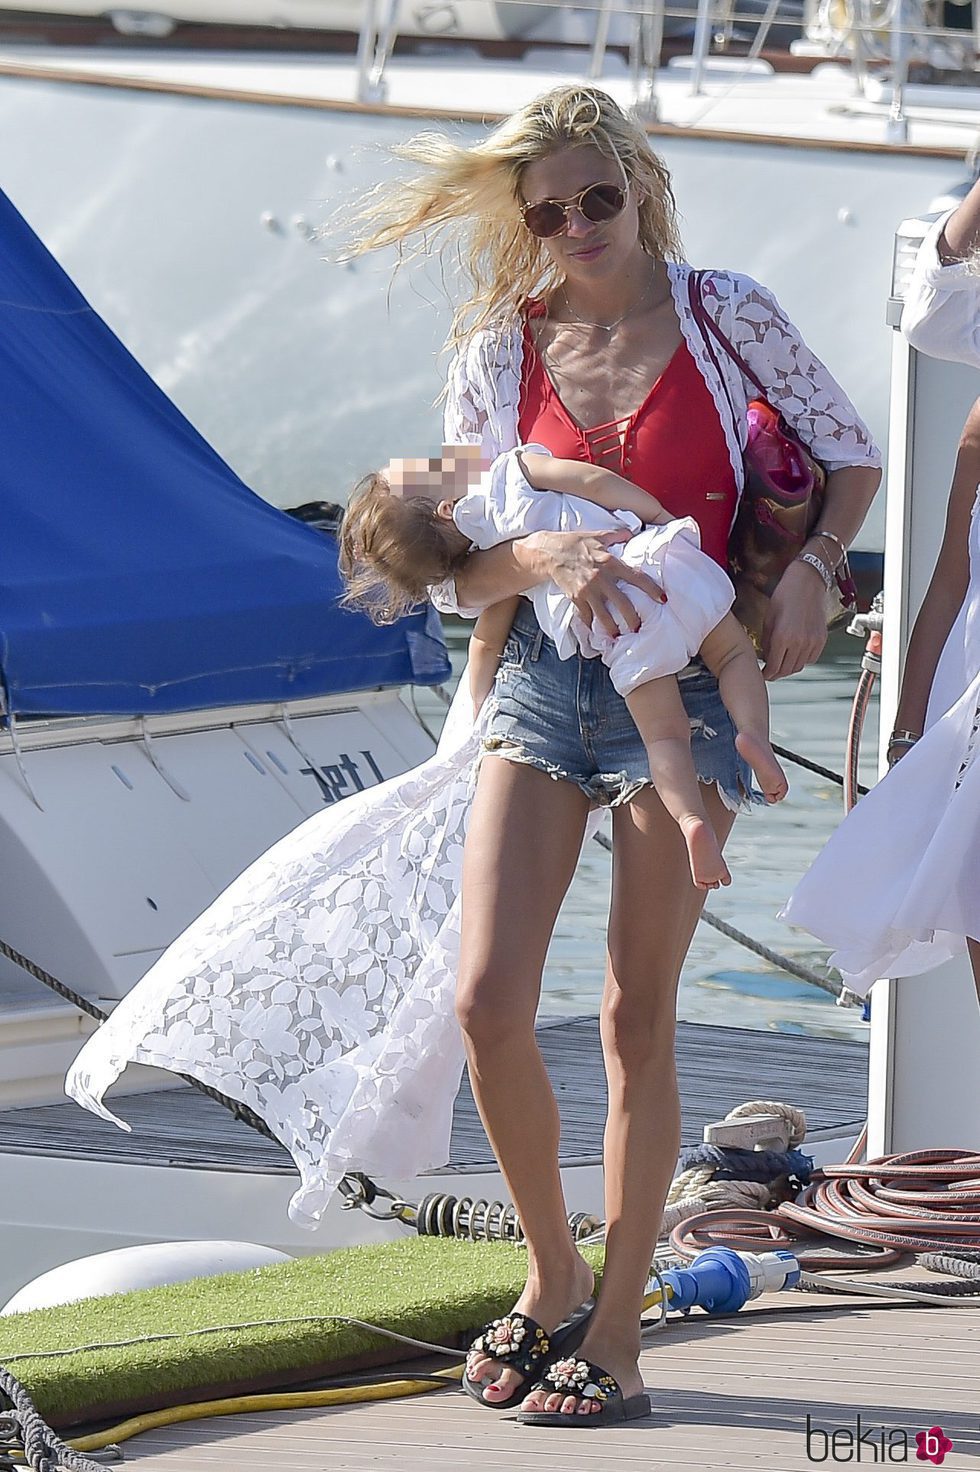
(65, 264, 880, 1222)
(781, 217, 980, 993)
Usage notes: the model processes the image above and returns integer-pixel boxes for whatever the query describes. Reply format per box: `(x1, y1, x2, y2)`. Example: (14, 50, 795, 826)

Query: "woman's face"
(520, 143, 643, 290)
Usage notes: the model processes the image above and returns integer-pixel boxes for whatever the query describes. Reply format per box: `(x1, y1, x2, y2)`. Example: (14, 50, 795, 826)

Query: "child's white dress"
(780, 212, 980, 995)
(459, 448, 736, 697)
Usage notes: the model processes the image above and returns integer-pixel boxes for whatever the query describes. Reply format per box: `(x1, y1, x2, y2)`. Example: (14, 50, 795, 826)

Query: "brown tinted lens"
(580, 184, 626, 222)
(522, 201, 567, 239)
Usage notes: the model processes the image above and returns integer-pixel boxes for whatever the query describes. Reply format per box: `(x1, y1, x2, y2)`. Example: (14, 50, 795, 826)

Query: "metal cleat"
(702, 1112, 793, 1152)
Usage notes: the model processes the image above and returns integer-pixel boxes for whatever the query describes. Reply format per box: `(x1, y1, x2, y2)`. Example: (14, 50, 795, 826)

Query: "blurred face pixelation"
(383, 445, 485, 515)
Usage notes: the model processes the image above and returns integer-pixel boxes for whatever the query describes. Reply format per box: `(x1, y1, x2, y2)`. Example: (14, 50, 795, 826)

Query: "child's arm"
(468, 596, 522, 715)
(516, 451, 671, 526)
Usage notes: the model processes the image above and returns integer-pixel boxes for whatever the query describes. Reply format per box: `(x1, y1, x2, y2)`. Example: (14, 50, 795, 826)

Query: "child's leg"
(698, 614, 788, 804)
(625, 675, 732, 891)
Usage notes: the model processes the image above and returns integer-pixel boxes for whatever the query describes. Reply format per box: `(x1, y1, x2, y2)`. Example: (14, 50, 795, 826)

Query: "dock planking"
(0, 1016, 867, 1170)
(107, 1288, 979, 1471)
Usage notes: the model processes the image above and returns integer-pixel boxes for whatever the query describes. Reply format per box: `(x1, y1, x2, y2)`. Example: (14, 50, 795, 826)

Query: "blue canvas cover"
(0, 188, 449, 717)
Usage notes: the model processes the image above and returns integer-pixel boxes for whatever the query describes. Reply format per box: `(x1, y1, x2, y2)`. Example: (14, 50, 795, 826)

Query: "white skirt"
(779, 667, 980, 995)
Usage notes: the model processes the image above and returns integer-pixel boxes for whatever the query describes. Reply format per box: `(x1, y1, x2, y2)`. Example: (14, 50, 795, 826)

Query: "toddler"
(339, 444, 787, 888)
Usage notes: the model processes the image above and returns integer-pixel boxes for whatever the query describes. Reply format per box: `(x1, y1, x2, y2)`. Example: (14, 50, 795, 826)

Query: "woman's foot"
(735, 732, 789, 804)
(465, 1255, 595, 1406)
(679, 814, 731, 890)
(519, 1328, 645, 1419)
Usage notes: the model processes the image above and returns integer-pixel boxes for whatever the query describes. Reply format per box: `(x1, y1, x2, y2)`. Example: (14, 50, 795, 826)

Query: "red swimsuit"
(517, 310, 737, 569)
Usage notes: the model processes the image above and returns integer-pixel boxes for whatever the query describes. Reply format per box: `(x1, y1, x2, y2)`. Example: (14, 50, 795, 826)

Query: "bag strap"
(687, 269, 768, 400)
(687, 269, 744, 441)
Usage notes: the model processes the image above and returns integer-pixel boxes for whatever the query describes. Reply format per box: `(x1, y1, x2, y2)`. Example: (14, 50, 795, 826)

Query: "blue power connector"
(657, 1247, 800, 1315)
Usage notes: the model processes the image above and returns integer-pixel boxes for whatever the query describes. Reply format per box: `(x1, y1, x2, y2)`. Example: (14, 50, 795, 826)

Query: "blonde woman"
(349, 86, 881, 1426)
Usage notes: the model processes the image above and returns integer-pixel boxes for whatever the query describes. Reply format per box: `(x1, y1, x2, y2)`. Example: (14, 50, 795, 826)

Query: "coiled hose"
(669, 1129, 980, 1275)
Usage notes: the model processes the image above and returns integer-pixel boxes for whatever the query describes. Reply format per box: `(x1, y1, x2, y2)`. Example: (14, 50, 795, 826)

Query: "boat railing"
(355, 0, 401, 104)
(353, 0, 979, 132)
(354, 0, 671, 115)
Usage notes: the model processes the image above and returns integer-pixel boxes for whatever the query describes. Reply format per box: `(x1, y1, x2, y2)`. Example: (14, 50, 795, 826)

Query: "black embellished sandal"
(516, 1355, 651, 1427)
(462, 1299, 594, 1411)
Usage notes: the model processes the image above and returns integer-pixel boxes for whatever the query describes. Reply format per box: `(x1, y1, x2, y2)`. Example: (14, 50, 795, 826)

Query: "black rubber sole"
(517, 1391, 652, 1427)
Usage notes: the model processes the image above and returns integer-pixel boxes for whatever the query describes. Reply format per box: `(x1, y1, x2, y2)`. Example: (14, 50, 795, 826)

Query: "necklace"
(558, 275, 659, 333)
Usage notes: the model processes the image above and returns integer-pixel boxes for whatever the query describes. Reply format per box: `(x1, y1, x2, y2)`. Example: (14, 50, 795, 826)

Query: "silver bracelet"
(811, 529, 848, 569)
(796, 550, 834, 592)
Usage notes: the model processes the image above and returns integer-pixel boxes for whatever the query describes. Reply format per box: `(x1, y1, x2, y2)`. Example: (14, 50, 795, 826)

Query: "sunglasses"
(520, 182, 628, 240)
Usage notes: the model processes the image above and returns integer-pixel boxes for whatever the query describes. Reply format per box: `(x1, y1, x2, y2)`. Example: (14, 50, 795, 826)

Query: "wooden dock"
(0, 1016, 868, 1170)
(109, 1286, 980, 1471)
(7, 1014, 975, 1470)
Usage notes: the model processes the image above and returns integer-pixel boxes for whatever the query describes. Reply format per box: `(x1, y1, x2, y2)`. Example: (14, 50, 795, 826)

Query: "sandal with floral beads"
(516, 1355, 651, 1427)
(462, 1299, 594, 1411)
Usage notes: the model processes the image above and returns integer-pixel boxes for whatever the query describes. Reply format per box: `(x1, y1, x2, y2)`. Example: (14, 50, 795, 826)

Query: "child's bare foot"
(736, 732, 789, 804)
(679, 815, 732, 890)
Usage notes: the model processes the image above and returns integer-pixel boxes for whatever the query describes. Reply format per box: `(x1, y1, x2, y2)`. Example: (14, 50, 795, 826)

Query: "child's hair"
(338, 471, 470, 624)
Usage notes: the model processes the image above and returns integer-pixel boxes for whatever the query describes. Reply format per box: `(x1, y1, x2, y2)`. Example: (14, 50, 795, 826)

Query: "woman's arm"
(441, 328, 663, 635)
(889, 399, 980, 755)
(720, 275, 882, 678)
(451, 530, 661, 639)
(761, 464, 882, 681)
(468, 597, 521, 714)
(937, 178, 980, 264)
(516, 451, 671, 526)
(900, 206, 980, 367)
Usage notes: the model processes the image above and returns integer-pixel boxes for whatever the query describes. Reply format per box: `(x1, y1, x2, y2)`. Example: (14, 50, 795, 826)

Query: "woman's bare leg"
(699, 615, 788, 803)
(968, 938, 980, 1007)
(625, 676, 731, 890)
(523, 780, 737, 1416)
(458, 754, 594, 1403)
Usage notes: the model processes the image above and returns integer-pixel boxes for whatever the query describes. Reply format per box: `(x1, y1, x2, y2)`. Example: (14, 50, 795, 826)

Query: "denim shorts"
(483, 602, 762, 812)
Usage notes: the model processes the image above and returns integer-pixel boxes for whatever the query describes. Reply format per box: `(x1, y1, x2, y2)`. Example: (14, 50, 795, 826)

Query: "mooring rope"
(0, 1366, 106, 1472)
(771, 742, 868, 797)
(0, 935, 280, 1143)
(589, 829, 848, 1000)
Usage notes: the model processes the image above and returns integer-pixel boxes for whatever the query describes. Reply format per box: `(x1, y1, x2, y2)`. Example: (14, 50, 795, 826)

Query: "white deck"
(0, 42, 975, 153)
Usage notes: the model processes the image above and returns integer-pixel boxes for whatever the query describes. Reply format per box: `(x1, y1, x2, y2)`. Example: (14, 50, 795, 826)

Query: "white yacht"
(0, 0, 977, 559)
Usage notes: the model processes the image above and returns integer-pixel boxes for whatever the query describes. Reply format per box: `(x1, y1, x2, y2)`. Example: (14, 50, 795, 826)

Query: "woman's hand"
(519, 529, 665, 640)
(760, 560, 830, 681)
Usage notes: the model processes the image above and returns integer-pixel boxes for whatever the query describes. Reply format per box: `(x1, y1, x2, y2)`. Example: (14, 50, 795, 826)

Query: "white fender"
(1, 1239, 292, 1314)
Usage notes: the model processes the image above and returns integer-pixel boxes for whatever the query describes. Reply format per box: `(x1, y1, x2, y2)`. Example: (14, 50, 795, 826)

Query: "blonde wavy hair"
(347, 85, 683, 351)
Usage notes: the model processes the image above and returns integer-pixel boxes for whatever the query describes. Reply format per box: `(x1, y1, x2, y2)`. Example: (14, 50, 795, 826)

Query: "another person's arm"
(889, 399, 980, 762)
(936, 178, 980, 264)
(515, 451, 672, 526)
(900, 181, 980, 366)
(468, 597, 521, 715)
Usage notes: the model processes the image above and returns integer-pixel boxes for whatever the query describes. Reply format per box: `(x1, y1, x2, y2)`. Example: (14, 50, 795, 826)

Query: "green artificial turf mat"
(0, 1236, 605, 1427)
